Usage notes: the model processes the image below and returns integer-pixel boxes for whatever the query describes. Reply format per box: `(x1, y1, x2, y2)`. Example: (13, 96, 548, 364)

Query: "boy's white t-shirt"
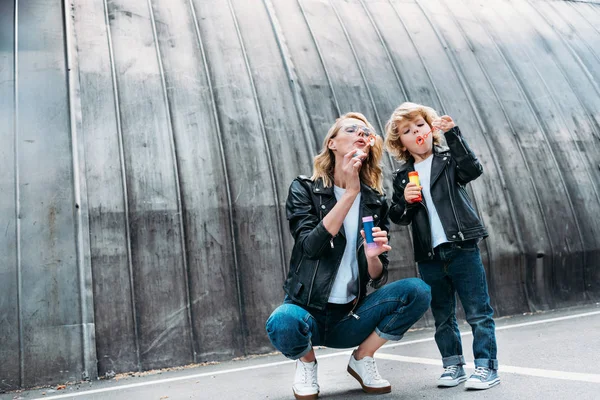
(414, 155, 449, 248)
(328, 185, 361, 304)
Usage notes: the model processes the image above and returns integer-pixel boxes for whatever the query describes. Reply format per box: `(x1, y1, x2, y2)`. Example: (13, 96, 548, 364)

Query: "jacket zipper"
(444, 169, 464, 240)
(348, 240, 364, 320)
(402, 179, 435, 258)
(295, 255, 304, 274)
(307, 260, 320, 305)
(419, 200, 435, 258)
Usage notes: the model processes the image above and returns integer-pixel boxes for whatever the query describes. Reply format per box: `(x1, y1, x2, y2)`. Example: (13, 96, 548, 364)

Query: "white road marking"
(375, 353, 600, 384)
(33, 309, 600, 399)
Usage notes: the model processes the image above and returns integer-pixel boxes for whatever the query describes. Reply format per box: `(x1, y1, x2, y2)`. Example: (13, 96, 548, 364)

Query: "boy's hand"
(404, 182, 422, 203)
(432, 115, 455, 133)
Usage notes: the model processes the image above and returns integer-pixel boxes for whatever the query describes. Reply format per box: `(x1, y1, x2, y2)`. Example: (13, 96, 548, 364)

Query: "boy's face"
(396, 116, 434, 160)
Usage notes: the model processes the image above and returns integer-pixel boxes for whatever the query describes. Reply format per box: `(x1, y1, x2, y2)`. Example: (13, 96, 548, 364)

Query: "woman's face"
(328, 118, 376, 157)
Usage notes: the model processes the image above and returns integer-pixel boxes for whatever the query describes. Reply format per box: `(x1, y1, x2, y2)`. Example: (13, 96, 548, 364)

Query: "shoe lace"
(364, 358, 383, 381)
(301, 364, 317, 385)
(472, 367, 489, 379)
(443, 365, 459, 375)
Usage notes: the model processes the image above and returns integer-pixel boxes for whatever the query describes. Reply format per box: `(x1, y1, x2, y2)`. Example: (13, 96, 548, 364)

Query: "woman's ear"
(327, 138, 336, 151)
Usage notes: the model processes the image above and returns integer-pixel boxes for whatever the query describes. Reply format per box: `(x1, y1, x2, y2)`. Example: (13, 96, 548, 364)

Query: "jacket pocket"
(293, 282, 304, 297)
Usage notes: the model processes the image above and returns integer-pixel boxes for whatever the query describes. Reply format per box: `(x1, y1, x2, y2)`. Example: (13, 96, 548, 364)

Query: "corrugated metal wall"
(1, 0, 599, 391)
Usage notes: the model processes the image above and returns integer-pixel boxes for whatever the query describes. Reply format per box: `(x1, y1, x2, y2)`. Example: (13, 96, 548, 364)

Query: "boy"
(384, 102, 500, 390)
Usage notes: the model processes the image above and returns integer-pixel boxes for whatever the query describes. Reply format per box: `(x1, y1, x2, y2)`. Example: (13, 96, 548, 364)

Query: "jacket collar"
(395, 150, 449, 187)
(312, 178, 383, 206)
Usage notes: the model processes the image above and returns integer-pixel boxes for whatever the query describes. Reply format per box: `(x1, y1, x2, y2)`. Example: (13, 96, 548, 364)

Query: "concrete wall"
(1, 0, 599, 390)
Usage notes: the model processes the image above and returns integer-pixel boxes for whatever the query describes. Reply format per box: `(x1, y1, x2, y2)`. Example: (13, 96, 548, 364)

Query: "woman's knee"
(265, 304, 312, 347)
(265, 304, 315, 359)
(403, 277, 432, 307)
(383, 278, 431, 313)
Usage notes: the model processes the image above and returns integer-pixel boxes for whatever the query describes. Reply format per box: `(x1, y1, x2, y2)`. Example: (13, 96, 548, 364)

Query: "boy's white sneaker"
(293, 359, 319, 400)
(347, 352, 392, 394)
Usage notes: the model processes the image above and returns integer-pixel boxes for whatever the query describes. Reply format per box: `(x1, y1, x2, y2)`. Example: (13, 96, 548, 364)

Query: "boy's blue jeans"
(418, 240, 498, 370)
(265, 278, 431, 359)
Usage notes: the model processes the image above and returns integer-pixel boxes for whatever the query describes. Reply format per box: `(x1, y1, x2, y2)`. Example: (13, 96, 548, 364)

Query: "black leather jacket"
(283, 176, 390, 310)
(389, 126, 488, 262)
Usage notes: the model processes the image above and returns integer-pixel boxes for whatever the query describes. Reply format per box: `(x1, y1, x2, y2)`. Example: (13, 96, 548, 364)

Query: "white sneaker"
(347, 352, 392, 394)
(293, 359, 319, 400)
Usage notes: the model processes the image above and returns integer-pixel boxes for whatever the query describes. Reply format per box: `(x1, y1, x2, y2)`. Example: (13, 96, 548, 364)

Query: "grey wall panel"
(270, 0, 341, 145)
(190, 0, 288, 355)
(300, 1, 380, 127)
(230, 0, 316, 270)
(149, 0, 244, 361)
(17, 0, 85, 387)
(0, 0, 20, 392)
(465, 0, 585, 309)
(525, 0, 600, 298)
(73, 0, 140, 375)
(2, 0, 600, 389)
(105, 0, 194, 369)
(483, 0, 589, 305)
(416, 0, 526, 314)
(502, 0, 600, 302)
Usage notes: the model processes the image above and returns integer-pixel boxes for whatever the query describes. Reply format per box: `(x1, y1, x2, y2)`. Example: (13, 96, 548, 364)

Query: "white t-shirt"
(328, 186, 361, 304)
(414, 155, 449, 248)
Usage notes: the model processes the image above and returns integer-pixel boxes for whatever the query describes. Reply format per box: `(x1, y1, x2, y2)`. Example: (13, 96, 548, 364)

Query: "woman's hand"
(404, 182, 422, 204)
(431, 115, 455, 133)
(341, 149, 367, 195)
(361, 227, 392, 259)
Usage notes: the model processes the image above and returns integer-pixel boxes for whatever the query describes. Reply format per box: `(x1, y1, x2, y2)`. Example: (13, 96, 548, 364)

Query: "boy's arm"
(444, 126, 483, 184)
(389, 171, 419, 226)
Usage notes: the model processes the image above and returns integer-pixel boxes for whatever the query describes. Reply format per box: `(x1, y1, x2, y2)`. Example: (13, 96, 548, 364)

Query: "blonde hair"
(311, 112, 384, 194)
(385, 102, 443, 162)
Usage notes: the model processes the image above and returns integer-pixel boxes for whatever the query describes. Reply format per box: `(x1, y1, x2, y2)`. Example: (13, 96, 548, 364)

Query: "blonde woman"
(266, 112, 431, 399)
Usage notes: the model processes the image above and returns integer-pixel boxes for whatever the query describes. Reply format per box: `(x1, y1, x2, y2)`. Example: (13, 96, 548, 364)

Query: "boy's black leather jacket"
(389, 126, 488, 262)
(283, 176, 390, 310)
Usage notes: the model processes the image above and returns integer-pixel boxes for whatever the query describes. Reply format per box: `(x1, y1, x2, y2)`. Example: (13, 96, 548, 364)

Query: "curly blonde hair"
(311, 112, 384, 194)
(385, 102, 443, 162)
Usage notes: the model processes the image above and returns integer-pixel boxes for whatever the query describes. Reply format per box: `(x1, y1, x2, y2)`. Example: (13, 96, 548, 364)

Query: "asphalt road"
(3, 303, 600, 400)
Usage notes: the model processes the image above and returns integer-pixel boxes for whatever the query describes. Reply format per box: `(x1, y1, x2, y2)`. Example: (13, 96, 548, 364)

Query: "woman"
(265, 112, 431, 399)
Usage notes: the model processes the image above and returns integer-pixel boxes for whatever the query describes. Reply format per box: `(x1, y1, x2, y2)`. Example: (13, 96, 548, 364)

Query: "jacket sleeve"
(444, 126, 483, 185)
(389, 171, 419, 226)
(370, 196, 390, 289)
(286, 179, 333, 260)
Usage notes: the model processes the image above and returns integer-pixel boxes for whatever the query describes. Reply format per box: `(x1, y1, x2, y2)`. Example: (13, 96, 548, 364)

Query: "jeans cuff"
(442, 355, 466, 367)
(375, 327, 404, 341)
(474, 358, 498, 370)
(289, 343, 313, 360)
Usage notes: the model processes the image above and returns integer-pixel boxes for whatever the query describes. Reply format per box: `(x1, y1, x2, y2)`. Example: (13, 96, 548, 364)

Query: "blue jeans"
(418, 240, 498, 369)
(265, 278, 431, 359)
